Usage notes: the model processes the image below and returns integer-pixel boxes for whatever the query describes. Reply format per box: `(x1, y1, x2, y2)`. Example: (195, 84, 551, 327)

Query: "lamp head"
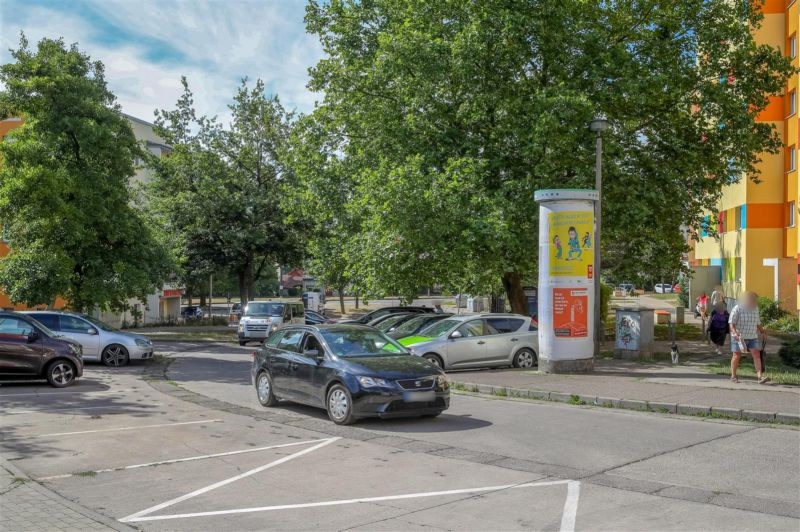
(589, 117, 609, 133)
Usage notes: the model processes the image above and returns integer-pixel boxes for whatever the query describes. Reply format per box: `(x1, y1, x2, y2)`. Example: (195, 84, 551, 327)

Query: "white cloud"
(0, 0, 325, 124)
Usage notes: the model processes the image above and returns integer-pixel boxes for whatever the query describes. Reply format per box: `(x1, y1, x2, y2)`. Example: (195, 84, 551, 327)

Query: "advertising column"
(534, 189, 598, 373)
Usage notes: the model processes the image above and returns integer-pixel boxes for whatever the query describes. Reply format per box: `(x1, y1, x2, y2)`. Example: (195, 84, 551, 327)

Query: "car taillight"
(252, 352, 257, 359)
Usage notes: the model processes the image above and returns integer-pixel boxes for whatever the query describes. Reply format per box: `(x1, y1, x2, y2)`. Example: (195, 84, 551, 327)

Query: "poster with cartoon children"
(548, 210, 594, 277)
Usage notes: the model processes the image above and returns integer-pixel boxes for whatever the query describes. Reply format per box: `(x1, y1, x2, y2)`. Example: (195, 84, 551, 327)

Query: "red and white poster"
(552, 287, 588, 338)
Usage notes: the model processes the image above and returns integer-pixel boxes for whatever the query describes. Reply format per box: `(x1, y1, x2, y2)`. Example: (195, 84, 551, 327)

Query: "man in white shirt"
(729, 292, 768, 384)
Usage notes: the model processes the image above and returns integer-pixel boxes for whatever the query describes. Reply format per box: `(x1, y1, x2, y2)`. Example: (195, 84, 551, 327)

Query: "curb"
(450, 381, 800, 425)
(0, 455, 135, 531)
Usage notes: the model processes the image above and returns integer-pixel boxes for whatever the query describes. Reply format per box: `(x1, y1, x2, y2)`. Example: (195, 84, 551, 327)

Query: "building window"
(790, 145, 797, 172)
(790, 201, 797, 228)
(792, 34, 798, 59)
(791, 91, 798, 116)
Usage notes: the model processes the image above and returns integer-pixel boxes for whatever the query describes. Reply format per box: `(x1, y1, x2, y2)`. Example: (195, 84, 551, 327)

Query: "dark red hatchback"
(0, 311, 84, 387)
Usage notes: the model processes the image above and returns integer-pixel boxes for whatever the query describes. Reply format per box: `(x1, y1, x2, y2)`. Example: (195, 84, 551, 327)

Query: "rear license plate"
(402, 391, 436, 402)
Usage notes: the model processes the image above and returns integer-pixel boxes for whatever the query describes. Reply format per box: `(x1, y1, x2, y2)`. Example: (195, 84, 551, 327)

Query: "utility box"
(466, 297, 484, 313)
(674, 306, 684, 324)
(614, 308, 655, 359)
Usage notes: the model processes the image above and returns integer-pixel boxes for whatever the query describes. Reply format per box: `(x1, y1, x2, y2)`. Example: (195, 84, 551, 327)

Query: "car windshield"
(245, 302, 284, 317)
(320, 329, 409, 357)
(82, 315, 117, 331)
(418, 318, 460, 338)
(393, 315, 441, 335)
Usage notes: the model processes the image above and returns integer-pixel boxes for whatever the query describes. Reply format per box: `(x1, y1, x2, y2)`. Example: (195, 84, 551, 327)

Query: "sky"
(0, 0, 325, 123)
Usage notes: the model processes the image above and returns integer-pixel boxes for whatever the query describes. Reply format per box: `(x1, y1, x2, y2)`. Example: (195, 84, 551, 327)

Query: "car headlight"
(67, 343, 82, 356)
(238, 324, 245, 332)
(358, 376, 389, 388)
(135, 338, 151, 348)
(436, 374, 449, 390)
(271, 324, 279, 331)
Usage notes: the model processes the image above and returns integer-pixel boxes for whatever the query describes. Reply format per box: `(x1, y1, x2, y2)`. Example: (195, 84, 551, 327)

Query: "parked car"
(181, 306, 204, 320)
(371, 313, 421, 334)
(366, 312, 413, 329)
(398, 314, 538, 370)
(654, 283, 674, 294)
(238, 301, 305, 346)
(388, 313, 454, 339)
(0, 311, 84, 387)
(339, 306, 431, 325)
(24, 311, 154, 367)
(618, 283, 634, 294)
(251, 324, 449, 425)
(305, 309, 335, 325)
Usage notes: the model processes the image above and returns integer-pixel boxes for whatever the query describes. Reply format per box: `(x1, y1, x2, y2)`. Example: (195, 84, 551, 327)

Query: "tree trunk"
(238, 270, 250, 306)
(501, 272, 528, 315)
(338, 286, 345, 315)
(199, 293, 206, 308)
(355, 293, 359, 309)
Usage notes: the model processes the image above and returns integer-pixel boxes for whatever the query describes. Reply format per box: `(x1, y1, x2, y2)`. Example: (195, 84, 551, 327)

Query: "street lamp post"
(589, 117, 608, 358)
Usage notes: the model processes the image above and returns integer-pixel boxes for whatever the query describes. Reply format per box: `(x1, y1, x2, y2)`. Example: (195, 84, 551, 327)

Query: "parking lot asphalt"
(1, 342, 798, 531)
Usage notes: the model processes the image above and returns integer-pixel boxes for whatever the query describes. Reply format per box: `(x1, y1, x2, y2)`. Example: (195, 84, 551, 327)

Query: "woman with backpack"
(707, 301, 729, 356)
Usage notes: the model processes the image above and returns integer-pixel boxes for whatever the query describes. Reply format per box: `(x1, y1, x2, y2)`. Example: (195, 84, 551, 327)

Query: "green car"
(398, 334, 435, 347)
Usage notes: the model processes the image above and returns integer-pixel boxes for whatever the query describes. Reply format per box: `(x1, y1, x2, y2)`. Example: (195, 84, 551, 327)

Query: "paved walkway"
(447, 357, 800, 422)
(0, 455, 131, 532)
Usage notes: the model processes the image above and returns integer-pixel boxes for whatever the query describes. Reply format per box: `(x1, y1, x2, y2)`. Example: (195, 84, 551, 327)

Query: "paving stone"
(775, 412, 800, 424)
(476, 383, 494, 394)
(595, 396, 621, 408)
(527, 390, 551, 400)
(549, 392, 573, 403)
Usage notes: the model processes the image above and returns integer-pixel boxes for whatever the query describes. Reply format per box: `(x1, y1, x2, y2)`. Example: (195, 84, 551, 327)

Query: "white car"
(654, 283, 673, 294)
(24, 311, 154, 367)
(399, 314, 538, 370)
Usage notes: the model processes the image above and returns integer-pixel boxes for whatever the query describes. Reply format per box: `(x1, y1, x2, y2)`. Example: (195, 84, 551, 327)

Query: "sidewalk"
(448, 358, 800, 423)
(0, 455, 132, 532)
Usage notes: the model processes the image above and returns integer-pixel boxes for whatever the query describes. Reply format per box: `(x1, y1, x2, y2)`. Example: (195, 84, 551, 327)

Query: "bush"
(677, 275, 689, 308)
(600, 282, 612, 322)
(778, 338, 800, 369)
(758, 297, 789, 323)
(768, 315, 799, 333)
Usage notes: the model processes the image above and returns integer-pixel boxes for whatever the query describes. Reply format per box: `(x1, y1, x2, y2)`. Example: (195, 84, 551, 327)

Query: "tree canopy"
(299, 0, 793, 311)
(0, 36, 170, 311)
(147, 78, 304, 305)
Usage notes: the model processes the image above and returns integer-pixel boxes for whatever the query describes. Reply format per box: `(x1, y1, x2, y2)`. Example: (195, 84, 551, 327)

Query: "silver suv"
(238, 301, 305, 345)
(399, 313, 537, 370)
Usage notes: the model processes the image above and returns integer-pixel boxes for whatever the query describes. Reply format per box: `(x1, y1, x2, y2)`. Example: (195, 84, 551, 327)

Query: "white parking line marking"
(124, 479, 581, 529)
(0, 388, 133, 398)
(120, 437, 340, 523)
(34, 419, 221, 438)
(3, 404, 161, 415)
(37, 438, 333, 481)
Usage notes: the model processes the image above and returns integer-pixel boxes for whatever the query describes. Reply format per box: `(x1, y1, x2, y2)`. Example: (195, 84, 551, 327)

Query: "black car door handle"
(510, 338, 519, 342)
(477, 340, 486, 345)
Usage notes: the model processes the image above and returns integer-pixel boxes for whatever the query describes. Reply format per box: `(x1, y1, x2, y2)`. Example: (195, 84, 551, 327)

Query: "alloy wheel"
(257, 374, 271, 403)
(51, 363, 74, 385)
(102, 345, 128, 367)
(328, 389, 349, 421)
(516, 350, 535, 368)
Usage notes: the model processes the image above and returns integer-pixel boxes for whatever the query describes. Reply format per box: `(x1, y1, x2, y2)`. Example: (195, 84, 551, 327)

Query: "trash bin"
(466, 297, 484, 313)
(614, 308, 655, 359)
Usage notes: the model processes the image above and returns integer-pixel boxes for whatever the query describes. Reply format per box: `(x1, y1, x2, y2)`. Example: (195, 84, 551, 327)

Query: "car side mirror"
(27, 330, 40, 343)
(449, 330, 462, 339)
(304, 348, 323, 362)
(87, 328, 98, 335)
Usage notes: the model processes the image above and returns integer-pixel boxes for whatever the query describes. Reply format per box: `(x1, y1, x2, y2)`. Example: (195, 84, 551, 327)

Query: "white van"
(238, 301, 305, 345)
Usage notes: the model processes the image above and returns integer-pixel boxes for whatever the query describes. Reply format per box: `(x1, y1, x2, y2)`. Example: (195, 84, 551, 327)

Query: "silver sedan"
(24, 311, 154, 367)
(399, 314, 538, 370)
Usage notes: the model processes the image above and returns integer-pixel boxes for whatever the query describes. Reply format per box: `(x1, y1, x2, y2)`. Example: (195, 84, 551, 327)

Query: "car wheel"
(255, 371, 278, 407)
(513, 348, 537, 369)
(101, 344, 130, 367)
(423, 353, 444, 369)
(326, 384, 356, 425)
(46, 360, 76, 388)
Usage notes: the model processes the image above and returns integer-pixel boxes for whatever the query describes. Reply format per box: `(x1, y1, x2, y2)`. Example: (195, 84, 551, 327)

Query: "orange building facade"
(691, 0, 800, 317)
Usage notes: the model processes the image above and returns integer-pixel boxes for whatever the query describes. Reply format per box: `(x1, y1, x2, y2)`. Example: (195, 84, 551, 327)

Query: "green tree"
(147, 78, 304, 305)
(0, 36, 170, 311)
(303, 0, 793, 313)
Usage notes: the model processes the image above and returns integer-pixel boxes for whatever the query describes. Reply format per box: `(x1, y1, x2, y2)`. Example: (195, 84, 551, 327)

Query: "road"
(0, 341, 797, 531)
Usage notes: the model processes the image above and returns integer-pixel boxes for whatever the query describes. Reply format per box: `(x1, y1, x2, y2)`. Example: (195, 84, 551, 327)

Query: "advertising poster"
(548, 210, 594, 277)
(552, 287, 588, 338)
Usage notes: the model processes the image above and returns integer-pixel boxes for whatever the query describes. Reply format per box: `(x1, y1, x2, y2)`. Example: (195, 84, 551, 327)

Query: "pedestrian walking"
(694, 292, 708, 319)
(707, 301, 729, 355)
(729, 292, 769, 384)
(710, 286, 723, 307)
